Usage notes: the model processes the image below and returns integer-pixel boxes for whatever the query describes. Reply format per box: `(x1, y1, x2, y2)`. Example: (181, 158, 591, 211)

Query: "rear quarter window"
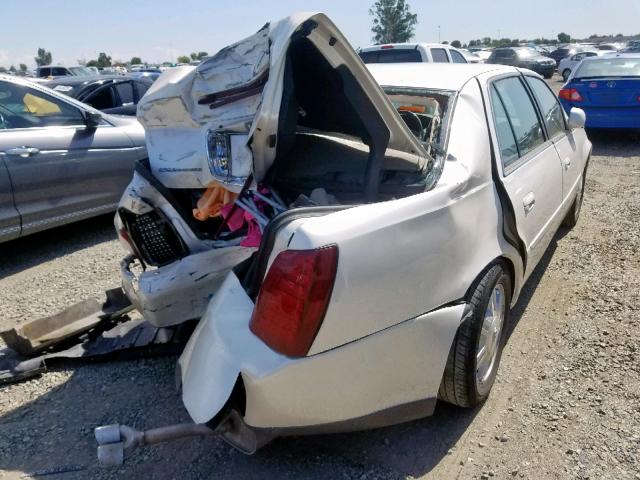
(431, 48, 449, 63)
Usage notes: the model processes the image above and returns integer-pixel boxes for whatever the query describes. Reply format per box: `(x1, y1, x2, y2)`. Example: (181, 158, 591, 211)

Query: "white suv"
(359, 42, 468, 64)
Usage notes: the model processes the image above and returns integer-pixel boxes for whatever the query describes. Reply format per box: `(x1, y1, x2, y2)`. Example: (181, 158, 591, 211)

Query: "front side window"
(525, 76, 566, 138)
(450, 50, 467, 63)
(431, 48, 449, 63)
(0, 81, 84, 129)
(86, 86, 116, 110)
(491, 76, 545, 170)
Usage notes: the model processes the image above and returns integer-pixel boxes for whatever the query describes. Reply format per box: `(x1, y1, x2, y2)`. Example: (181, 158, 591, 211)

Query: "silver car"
(0, 75, 146, 242)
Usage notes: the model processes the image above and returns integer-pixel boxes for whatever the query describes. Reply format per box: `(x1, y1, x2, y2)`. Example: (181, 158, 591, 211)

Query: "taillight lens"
(249, 245, 338, 357)
(559, 88, 583, 102)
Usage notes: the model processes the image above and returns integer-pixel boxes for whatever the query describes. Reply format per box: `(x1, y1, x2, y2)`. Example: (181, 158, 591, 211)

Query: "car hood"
(136, 12, 426, 191)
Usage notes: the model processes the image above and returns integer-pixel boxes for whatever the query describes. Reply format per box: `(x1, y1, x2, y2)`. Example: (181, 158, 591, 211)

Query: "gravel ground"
(0, 75, 638, 479)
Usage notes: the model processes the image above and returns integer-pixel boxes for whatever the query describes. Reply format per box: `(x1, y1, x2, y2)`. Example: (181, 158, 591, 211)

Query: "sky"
(2, 0, 639, 68)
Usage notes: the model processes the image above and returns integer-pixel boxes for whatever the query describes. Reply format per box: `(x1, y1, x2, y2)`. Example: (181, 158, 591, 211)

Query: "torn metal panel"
(0, 288, 132, 356)
(137, 12, 427, 192)
(0, 318, 196, 385)
(121, 244, 255, 328)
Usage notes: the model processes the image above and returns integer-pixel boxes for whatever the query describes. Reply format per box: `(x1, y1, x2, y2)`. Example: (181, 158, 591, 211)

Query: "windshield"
(574, 57, 640, 78)
(383, 87, 454, 157)
(517, 48, 539, 58)
(68, 66, 94, 76)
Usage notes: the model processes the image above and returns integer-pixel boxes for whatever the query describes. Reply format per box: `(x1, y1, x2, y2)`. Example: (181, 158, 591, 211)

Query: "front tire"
(439, 262, 512, 407)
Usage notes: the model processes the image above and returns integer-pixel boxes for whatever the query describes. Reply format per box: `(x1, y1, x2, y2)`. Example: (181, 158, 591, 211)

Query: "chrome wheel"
(475, 284, 506, 395)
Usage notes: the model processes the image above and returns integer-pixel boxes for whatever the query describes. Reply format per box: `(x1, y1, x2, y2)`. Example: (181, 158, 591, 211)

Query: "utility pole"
(438, 25, 441, 43)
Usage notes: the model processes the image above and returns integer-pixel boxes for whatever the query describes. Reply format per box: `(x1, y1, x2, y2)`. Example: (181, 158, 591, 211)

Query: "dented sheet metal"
(137, 12, 426, 192)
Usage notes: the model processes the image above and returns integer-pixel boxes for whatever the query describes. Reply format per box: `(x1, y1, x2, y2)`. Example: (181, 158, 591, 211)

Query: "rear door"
(0, 79, 137, 235)
(104, 81, 137, 115)
(0, 158, 20, 241)
(487, 75, 564, 277)
(524, 75, 586, 206)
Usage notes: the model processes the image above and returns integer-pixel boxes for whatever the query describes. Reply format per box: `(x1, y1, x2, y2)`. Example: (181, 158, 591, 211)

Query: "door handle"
(5, 146, 40, 158)
(523, 192, 536, 214)
(563, 157, 572, 169)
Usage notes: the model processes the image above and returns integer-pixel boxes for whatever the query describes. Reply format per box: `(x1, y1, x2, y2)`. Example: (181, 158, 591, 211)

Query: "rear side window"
(450, 50, 467, 63)
(87, 86, 115, 110)
(525, 76, 566, 138)
(431, 48, 449, 63)
(491, 76, 545, 170)
(115, 82, 134, 105)
(359, 49, 422, 64)
(51, 67, 68, 76)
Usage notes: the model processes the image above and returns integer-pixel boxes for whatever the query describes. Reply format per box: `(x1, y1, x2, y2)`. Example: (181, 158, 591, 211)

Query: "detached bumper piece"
(0, 288, 196, 384)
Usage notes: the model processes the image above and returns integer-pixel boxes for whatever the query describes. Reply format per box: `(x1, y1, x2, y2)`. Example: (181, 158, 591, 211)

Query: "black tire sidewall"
(465, 264, 512, 405)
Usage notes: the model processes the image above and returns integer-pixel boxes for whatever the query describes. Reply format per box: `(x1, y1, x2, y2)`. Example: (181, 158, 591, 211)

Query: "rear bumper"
(560, 102, 640, 129)
(178, 272, 465, 431)
(121, 247, 254, 327)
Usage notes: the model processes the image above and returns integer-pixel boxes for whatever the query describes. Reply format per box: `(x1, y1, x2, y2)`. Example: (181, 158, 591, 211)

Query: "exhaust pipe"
(95, 422, 223, 466)
(94, 410, 273, 465)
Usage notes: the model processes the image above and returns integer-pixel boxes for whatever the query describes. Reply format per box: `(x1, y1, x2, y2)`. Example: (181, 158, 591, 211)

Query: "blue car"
(559, 54, 640, 129)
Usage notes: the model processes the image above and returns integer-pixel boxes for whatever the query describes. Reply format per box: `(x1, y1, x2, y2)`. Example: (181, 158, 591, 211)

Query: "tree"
(468, 40, 477, 47)
(97, 52, 112, 68)
(19, 64, 27, 74)
(9, 65, 16, 73)
(34, 48, 52, 66)
(130, 56, 142, 65)
(177, 55, 191, 63)
(190, 52, 198, 60)
(450, 40, 461, 48)
(482, 37, 492, 46)
(196, 51, 208, 60)
(369, 0, 418, 44)
(557, 32, 571, 43)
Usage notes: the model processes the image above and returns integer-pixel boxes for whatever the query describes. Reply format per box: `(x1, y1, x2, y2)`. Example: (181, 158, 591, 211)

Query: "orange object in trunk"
(193, 182, 239, 221)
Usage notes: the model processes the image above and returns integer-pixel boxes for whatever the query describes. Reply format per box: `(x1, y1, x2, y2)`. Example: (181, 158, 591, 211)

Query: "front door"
(487, 75, 564, 278)
(0, 80, 136, 235)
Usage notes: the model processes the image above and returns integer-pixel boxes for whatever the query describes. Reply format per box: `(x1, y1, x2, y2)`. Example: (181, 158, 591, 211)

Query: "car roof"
(581, 52, 640, 61)
(367, 63, 519, 91)
(360, 42, 457, 52)
(41, 75, 145, 86)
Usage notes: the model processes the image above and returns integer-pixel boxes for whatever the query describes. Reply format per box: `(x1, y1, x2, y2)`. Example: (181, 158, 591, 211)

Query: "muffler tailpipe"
(95, 422, 224, 466)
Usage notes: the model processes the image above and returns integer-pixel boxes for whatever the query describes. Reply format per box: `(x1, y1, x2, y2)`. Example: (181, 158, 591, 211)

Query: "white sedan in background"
(558, 50, 603, 81)
(99, 13, 592, 462)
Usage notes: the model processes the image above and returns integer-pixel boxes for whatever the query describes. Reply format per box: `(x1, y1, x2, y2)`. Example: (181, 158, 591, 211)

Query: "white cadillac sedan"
(102, 13, 591, 460)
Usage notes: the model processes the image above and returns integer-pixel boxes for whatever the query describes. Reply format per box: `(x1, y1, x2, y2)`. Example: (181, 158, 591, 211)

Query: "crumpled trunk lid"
(136, 12, 426, 193)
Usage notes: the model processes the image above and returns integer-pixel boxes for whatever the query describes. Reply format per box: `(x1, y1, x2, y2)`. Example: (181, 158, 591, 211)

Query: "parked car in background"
(0, 75, 146, 243)
(469, 48, 493, 62)
(558, 50, 601, 81)
(129, 68, 162, 82)
(596, 43, 619, 52)
(35, 65, 95, 78)
(359, 43, 468, 64)
(548, 45, 583, 65)
(487, 47, 556, 78)
(559, 53, 640, 129)
(105, 13, 591, 459)
(41, 75, 154, 115)
(460, 49, 484, 63)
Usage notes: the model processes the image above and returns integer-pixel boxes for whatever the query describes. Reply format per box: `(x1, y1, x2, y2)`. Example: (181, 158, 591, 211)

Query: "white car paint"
(178, 63, 590, 436)
(111, 13, 591, 448)
(557, 50, 602, 80)
(359, 42, 469, 64)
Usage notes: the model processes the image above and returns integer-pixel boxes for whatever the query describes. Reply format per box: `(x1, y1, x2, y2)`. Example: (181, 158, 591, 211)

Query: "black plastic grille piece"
(124, 210, 188, 267)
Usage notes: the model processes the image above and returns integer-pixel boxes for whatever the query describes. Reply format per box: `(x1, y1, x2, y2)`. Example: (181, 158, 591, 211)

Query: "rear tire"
(562, 69, 571, 81)
(439, 262, 512, 407)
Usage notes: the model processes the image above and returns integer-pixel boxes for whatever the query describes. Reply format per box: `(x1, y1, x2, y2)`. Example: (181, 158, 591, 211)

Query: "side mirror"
(84, 111, 102, 129)
(568, 107, 586, 129)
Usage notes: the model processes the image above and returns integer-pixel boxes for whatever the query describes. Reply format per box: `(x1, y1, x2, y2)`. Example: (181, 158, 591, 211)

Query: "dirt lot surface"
(1, 76, 638, 479)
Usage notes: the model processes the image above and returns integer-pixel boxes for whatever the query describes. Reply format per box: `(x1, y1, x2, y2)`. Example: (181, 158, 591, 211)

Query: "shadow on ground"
(0, 213, 116, 278)
(0, 233, 562, 480)
(588, 129, 640, 158)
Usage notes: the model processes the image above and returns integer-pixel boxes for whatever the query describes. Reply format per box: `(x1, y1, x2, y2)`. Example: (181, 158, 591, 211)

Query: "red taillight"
(559, 88, 583, 102)
(249, 246, 338, 357)
(380, 44, 394, 49)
